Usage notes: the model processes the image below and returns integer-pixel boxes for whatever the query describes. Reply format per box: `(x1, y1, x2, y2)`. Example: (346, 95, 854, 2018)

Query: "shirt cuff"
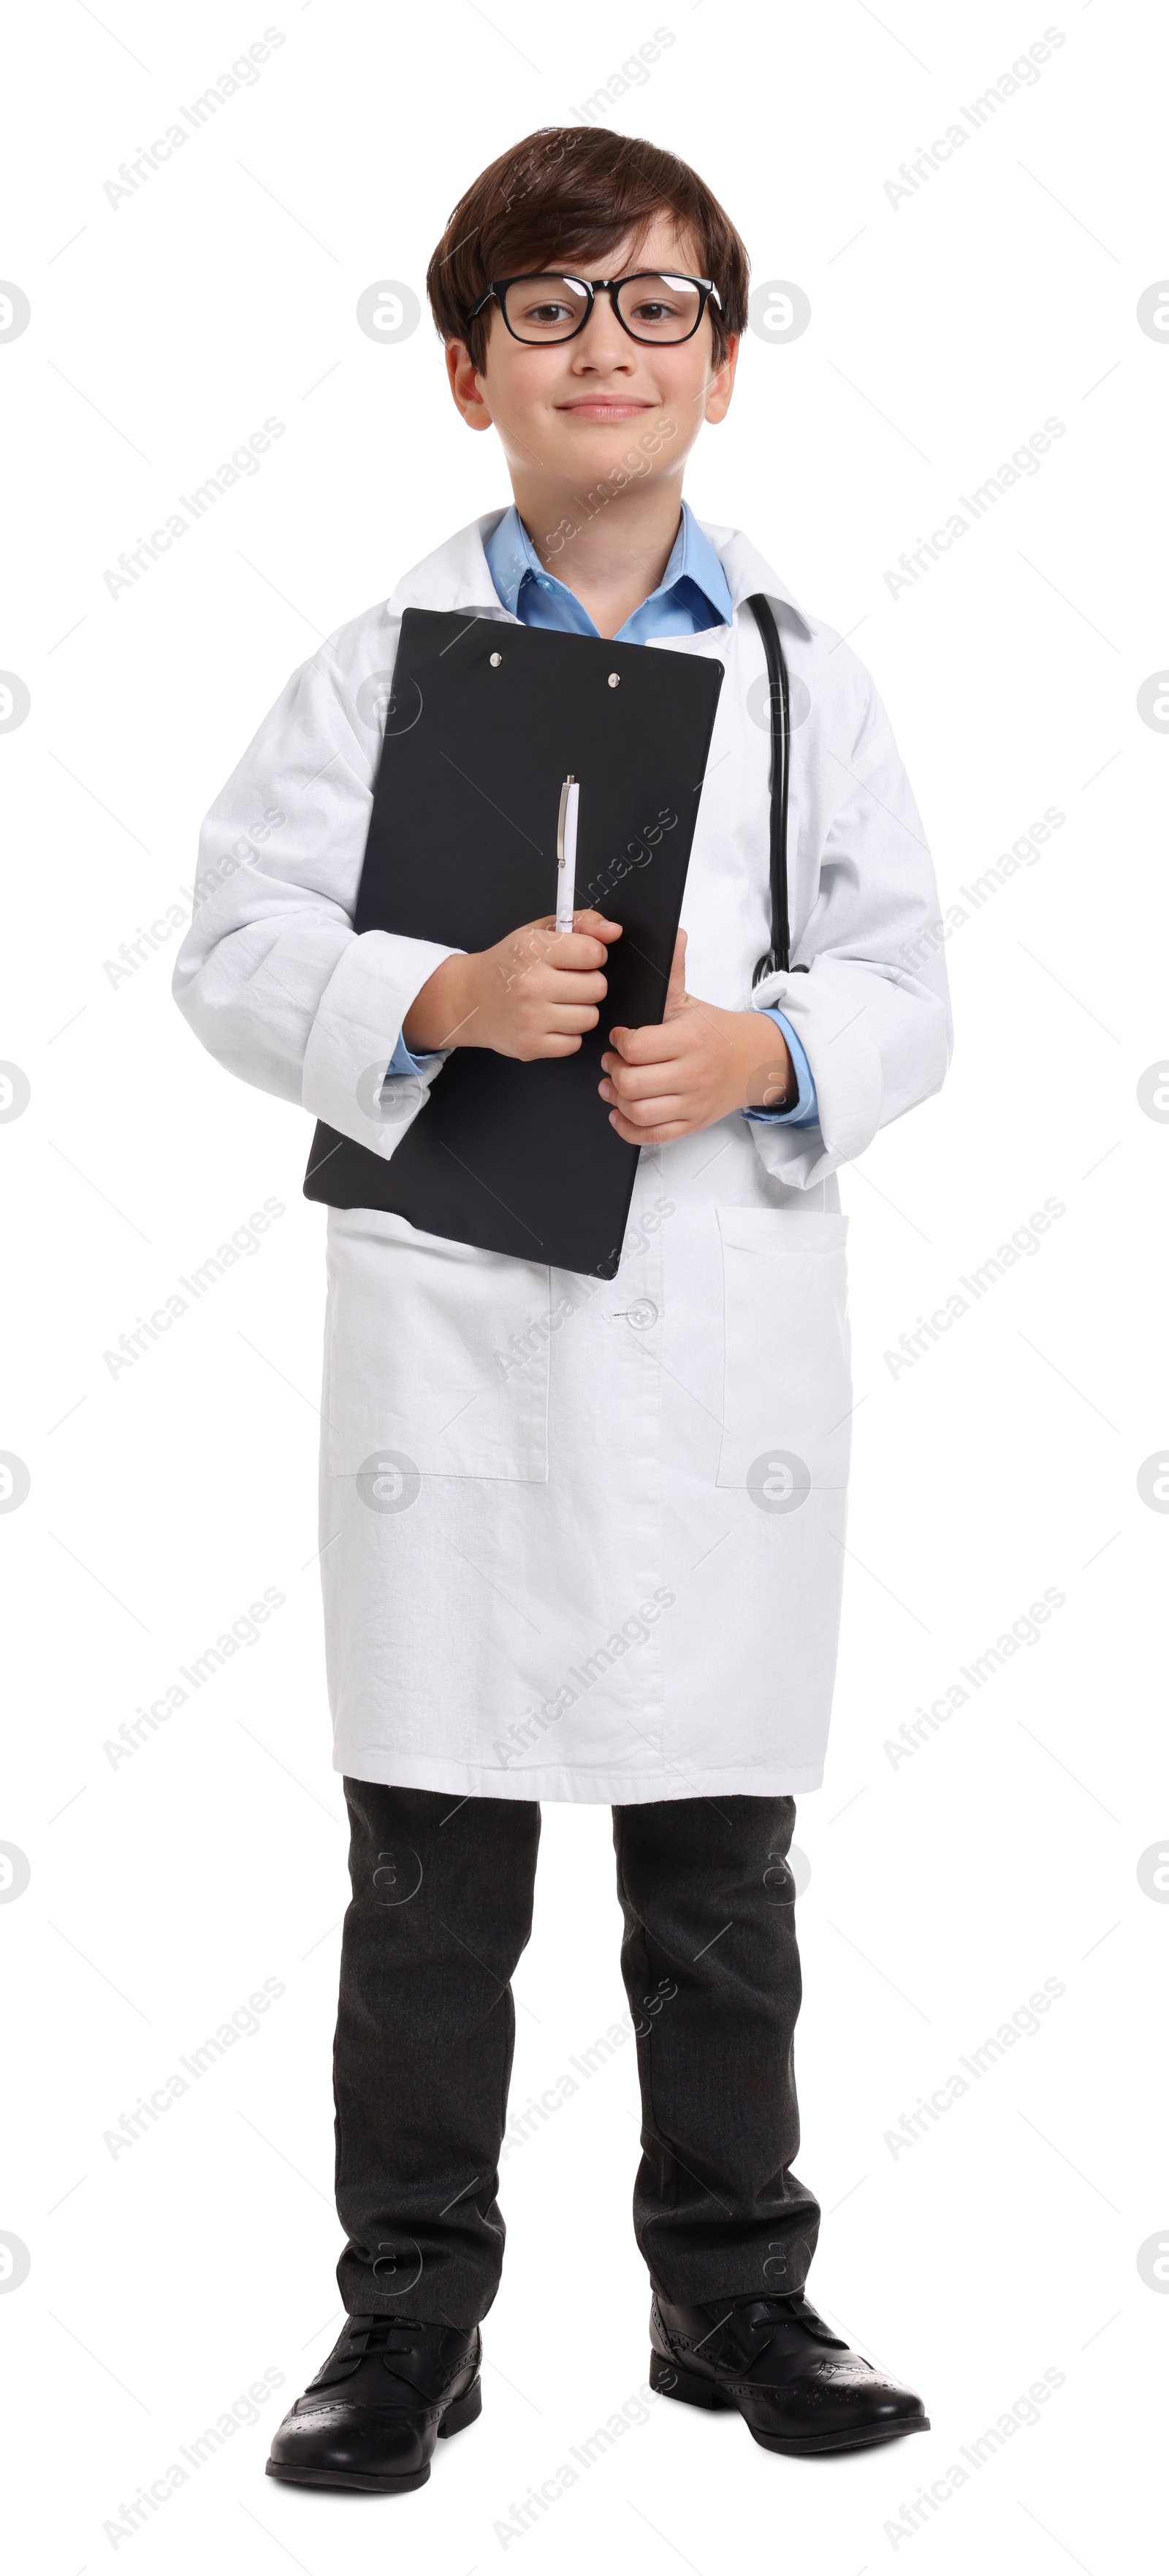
(742, 1009, 820, 1128)
(387, 1031, 433, 1079)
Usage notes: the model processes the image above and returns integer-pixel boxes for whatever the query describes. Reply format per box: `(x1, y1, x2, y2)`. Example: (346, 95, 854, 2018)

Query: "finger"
(600, 1058, 690, 1101)
(538, 968, 609, 1001)
(547, 931, 616, 969)
(607, 1107, 692, 1145)
(511, 916, 615, 966)
(544, 915, 622, 958)
(605, 1021, 695, 1065)
(663, 926, 688, 1014)
(507, 960, 607, 1003)
(541, 1004, 602, 1032)
(602, 1087, 690, 1127)
(572, 909, 622, 940)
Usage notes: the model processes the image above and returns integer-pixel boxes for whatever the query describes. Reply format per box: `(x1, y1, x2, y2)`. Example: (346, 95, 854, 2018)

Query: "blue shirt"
(388, 502, 817, 1128)
(486, 492, 736, 642)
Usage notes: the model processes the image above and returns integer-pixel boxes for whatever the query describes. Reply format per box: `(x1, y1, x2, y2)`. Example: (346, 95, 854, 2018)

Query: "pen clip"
(557, 773, 574, 869)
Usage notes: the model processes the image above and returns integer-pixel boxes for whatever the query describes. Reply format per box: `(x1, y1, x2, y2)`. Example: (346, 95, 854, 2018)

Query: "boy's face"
(446, 214, 739, 496)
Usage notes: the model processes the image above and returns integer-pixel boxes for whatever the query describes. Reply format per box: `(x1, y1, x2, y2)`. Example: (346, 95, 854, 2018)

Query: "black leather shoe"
(650, 2288, 929, 2456)
(266, 2312, 481, 2493)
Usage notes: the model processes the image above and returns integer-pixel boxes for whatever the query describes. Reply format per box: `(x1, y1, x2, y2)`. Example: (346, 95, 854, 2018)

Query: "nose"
(569, 294, 635, 371)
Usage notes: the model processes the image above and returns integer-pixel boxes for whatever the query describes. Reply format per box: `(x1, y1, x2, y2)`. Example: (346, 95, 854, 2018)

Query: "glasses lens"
(614, 274, 703, 340)
(503, 275, 592, 341)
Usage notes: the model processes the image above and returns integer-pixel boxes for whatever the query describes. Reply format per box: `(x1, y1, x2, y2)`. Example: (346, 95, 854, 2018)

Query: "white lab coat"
(174, 513, 951, 1802)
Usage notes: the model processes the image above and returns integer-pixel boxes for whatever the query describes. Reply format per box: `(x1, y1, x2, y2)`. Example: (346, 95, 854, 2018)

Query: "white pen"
(555, 775, 579, 936)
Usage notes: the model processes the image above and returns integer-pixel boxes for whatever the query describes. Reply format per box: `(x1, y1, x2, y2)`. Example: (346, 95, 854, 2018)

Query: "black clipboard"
(303, 608, 726, 1279)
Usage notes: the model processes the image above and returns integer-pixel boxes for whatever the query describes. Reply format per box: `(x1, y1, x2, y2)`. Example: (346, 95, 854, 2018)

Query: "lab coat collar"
(698, 520, 813, 636)
(385, 510, 812, 638)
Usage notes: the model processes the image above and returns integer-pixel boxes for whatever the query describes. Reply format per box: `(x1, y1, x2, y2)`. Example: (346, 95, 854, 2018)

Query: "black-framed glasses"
(468, 271, 722, 346)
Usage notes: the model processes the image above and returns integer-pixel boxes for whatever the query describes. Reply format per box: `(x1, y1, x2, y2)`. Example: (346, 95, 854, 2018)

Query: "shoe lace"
(334, 2314, 430, 2366)
(728, 2290, 847, 2346)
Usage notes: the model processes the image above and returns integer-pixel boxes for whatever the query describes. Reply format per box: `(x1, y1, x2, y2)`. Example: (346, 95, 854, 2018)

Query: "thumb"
(664, 926, 688, 1017)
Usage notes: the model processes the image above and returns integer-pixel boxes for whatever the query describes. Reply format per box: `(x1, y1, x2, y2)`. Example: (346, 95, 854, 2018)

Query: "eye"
(508, 275, 590, 335)
(617, 275, 700, 334)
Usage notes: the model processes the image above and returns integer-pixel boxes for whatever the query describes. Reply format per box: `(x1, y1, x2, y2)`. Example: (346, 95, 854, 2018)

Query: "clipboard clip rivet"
(490, 651, 503, 668)
(607, 672, 620, 687)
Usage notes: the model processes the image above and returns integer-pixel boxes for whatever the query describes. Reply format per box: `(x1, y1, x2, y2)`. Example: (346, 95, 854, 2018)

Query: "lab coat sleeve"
(171, 624, 460, 1161)
(746, 652, 952, 1188)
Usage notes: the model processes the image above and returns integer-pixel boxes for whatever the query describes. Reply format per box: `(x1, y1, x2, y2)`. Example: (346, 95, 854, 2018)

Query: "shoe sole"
(650, 2352, 930, 2455)
(264, 2377, 481, 2493)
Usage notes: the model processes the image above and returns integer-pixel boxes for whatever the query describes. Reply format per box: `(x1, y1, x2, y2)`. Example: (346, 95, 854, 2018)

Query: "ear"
(446, 338, 494, 432)
(704, 332, 739, 427)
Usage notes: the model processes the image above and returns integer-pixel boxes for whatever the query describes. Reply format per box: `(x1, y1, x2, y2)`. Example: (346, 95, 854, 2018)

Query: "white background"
(2, 1, 1165, 2569)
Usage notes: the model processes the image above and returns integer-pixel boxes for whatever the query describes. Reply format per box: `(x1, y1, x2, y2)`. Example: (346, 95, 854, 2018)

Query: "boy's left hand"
(599, 930, 796, 1144)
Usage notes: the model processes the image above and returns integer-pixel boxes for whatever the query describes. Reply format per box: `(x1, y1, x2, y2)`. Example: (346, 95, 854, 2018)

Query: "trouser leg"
(612, 1792, 820, 2304)
(334, 1780, 540, 2328)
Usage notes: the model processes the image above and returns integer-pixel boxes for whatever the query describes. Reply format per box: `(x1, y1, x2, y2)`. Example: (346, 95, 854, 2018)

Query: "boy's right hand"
(401, 911, 622, 1061)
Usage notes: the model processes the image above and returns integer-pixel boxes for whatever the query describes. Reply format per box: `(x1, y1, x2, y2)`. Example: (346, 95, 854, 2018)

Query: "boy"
(174, 127, 951, 2494)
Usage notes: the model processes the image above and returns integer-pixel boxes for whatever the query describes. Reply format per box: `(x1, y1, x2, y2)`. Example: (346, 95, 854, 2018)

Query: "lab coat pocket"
(324, 1209, 550, 1484)
(715, 1208, 851, 1494)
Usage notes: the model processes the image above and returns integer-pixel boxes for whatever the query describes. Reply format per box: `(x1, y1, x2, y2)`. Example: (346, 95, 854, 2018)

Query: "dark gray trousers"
(334, 1780, 820, 2326)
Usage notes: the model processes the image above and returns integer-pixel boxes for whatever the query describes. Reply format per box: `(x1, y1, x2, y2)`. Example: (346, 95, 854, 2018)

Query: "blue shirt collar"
(483, 499, 735, 641)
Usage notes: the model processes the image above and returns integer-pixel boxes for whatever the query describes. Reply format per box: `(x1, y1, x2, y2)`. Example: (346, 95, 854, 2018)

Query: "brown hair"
(426, 127, 750, 372)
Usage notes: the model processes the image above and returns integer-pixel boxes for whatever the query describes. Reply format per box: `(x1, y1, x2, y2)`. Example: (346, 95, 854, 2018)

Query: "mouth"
(555, 399, 657, 421)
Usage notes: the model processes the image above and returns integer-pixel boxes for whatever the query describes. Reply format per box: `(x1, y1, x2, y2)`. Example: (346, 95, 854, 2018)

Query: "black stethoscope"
(746, 592, 807, 989)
